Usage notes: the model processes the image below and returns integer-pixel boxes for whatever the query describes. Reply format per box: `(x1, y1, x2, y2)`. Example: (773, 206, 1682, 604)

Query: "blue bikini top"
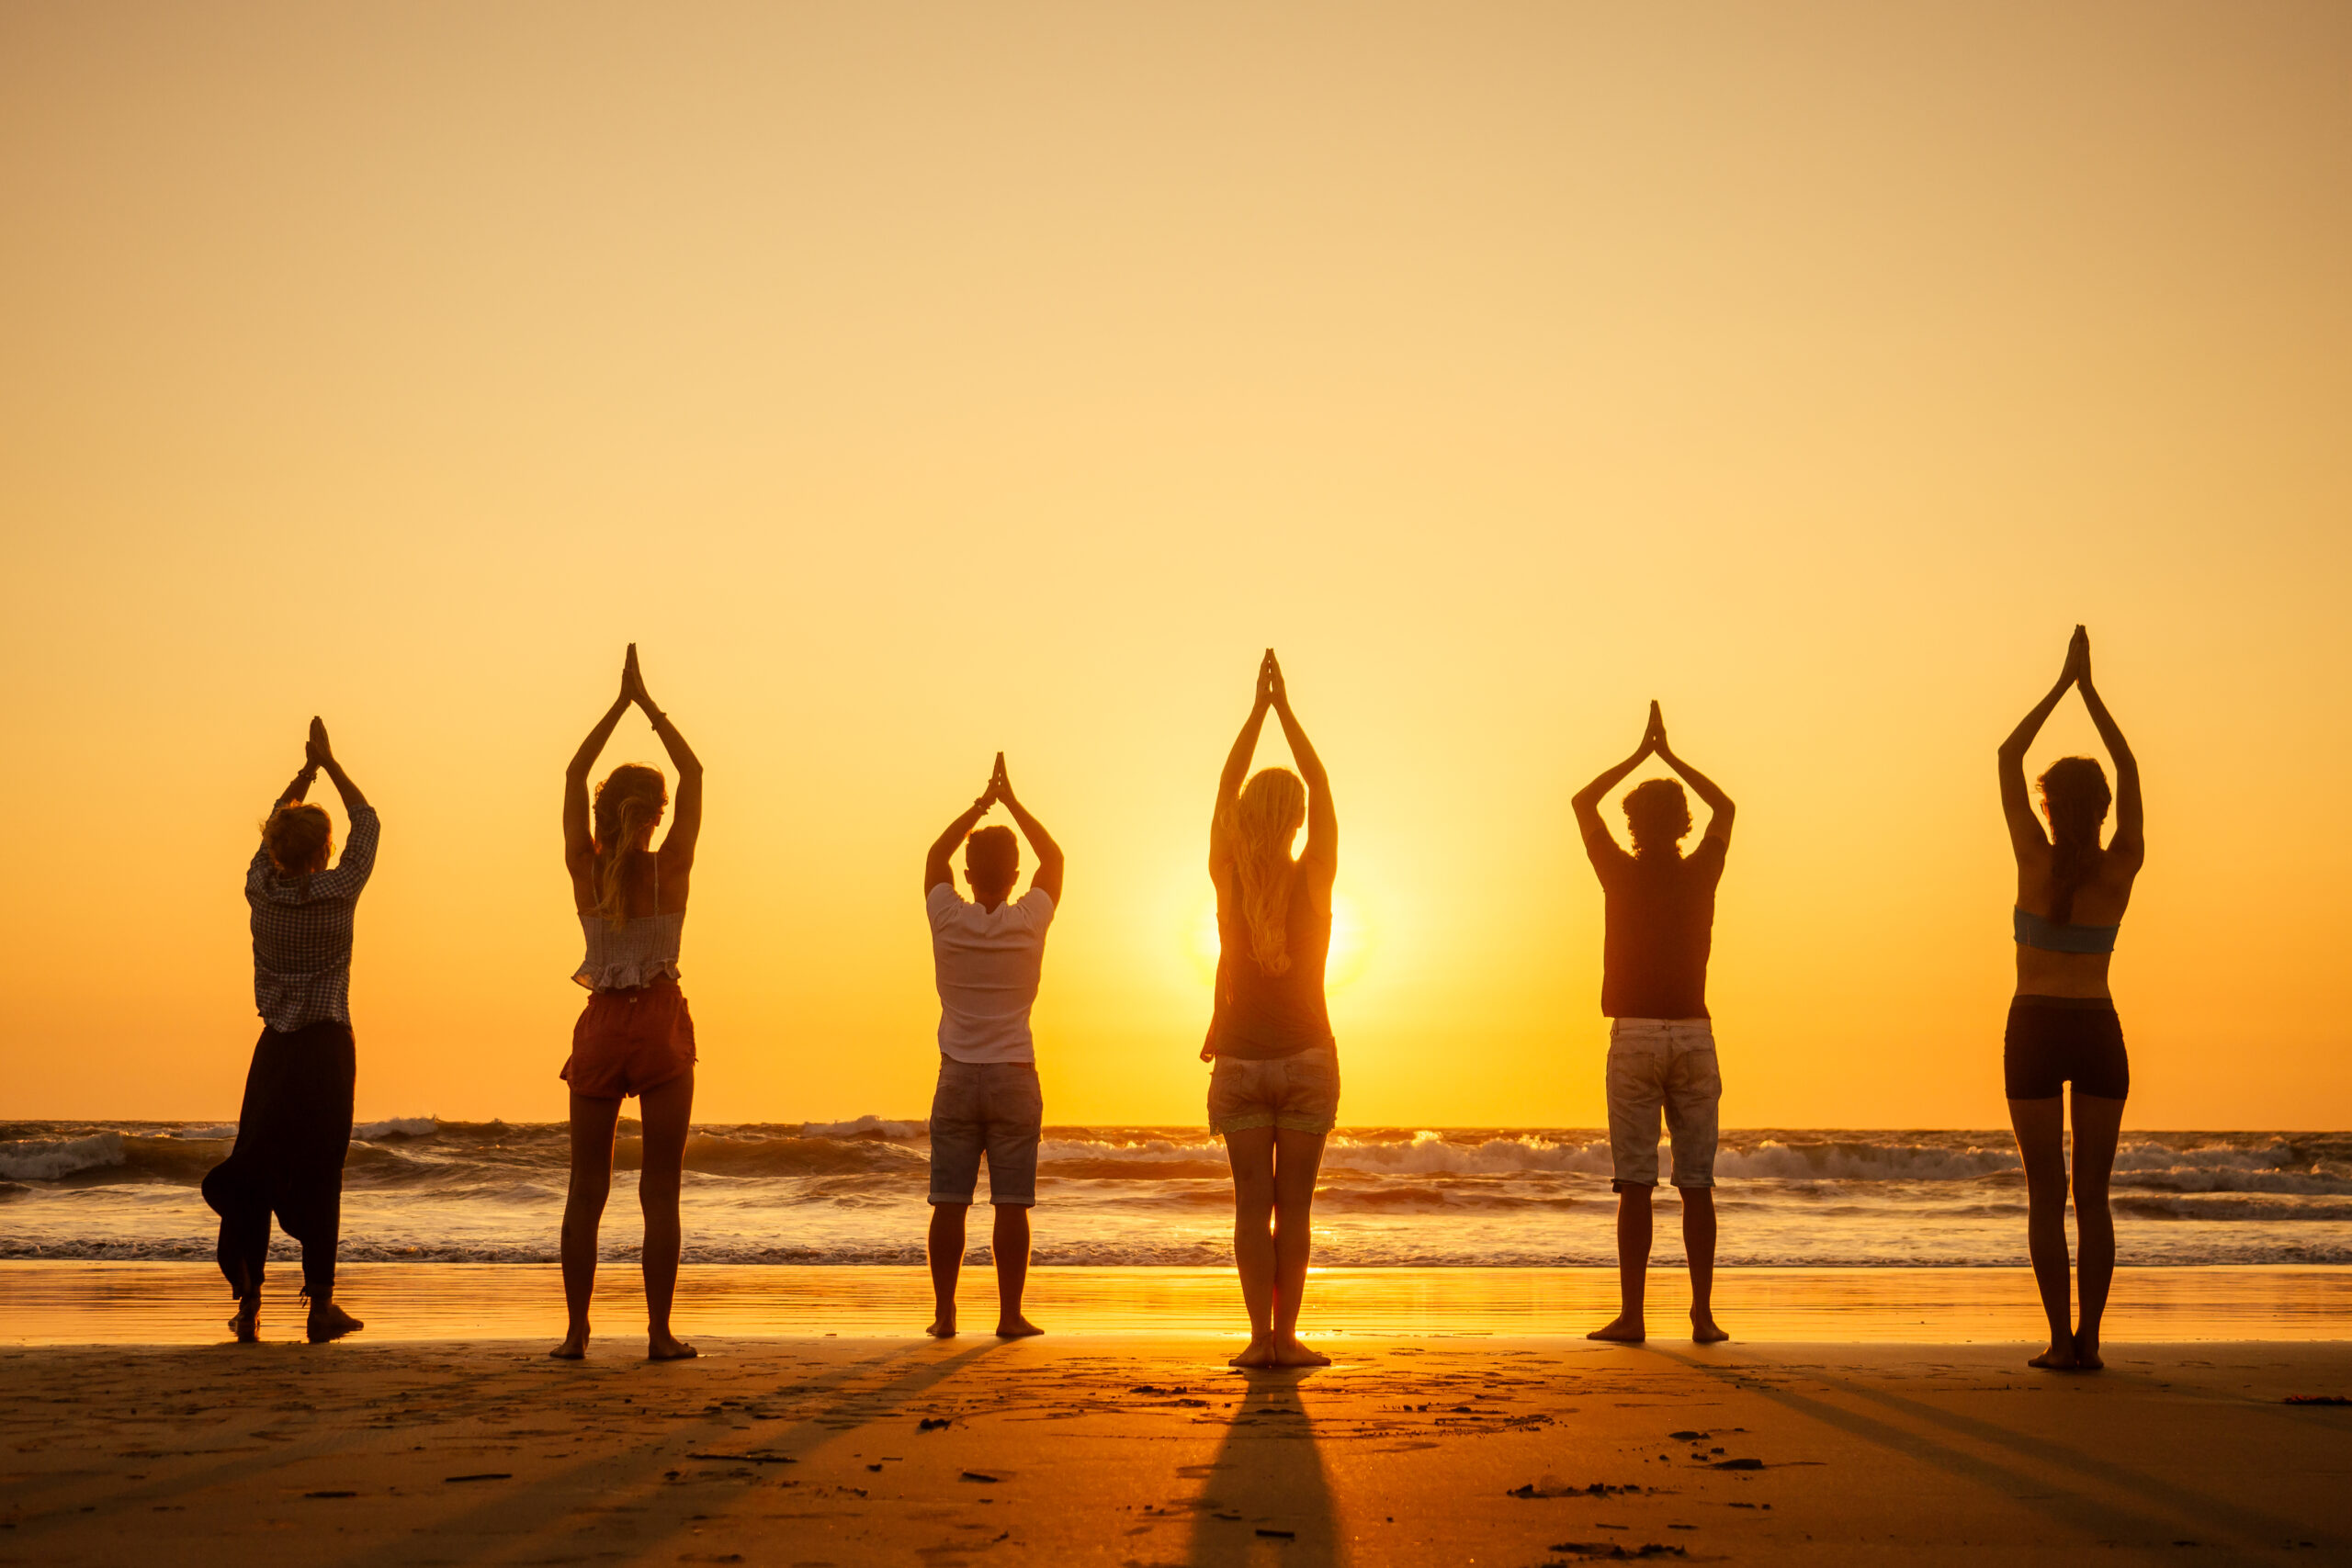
(2014, 907, 2119, 955)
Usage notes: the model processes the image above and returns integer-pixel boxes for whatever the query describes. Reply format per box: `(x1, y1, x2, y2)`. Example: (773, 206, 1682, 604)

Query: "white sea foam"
(800, 1115, 927, 1140)
(0, 1133, 128, 1181)
(353, 1117, 438, 1142)
(4, 1120, 2347, 1269)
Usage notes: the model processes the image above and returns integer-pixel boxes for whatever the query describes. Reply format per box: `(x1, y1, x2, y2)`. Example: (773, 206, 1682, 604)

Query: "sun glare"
(1186, 891, 1371, 992)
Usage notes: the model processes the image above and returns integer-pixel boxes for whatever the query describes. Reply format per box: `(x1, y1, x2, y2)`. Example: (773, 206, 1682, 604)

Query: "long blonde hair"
(592, 763, 668, 929)
(1220, 767, 1307, 976)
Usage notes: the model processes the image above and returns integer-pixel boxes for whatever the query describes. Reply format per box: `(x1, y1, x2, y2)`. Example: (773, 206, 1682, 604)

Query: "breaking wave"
(3, 1121, 2346, 1268)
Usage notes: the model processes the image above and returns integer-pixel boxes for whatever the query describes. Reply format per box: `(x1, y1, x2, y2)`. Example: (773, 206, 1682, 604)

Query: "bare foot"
(648, 1332, 699, 1361)
(2027, 1344, 2079, 1371)
(1587, 1314, 1646, 1343)
(1229, 1335, 1279, 1369)
(995, 1316, 1044, 1338)
(549, 1329, 588, 1360)
(2070, 1334, 2104, 1371)
(228, 1298, 260, 1344)
(1690, 1314, 1730, 1344)
(1269, 1335, 1330, 1368)
(926, 1313, 958, 1339)
(305, 1303, 364, 1344)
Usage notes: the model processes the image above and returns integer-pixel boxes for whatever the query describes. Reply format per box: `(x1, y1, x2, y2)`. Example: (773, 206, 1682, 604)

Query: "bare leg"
(1224, 1127, 1279, 1366)
(1589, 1184, 1653, 1341)
(927, 1203, 967, 1337)
(215, 1216, 263, 1343)
(553, 1091, 623, 1359)
(992, 1205, 1041, 1337)
(638, 1070, 697, 1360)
(1268, 1129, 1330, 1366)
(2068, 1092, 2125, 1371)
(2008, 1095, 2075, 1369)
(1680, 1187, 1727, 1341)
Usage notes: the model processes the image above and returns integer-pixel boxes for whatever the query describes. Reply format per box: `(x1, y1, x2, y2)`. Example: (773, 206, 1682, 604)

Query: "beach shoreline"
(6, 1260, 2347, 1347)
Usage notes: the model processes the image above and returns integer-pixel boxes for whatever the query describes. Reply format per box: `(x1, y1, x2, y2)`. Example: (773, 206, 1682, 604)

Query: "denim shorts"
(1207, 1044, 1340, 1137)
(1605, 1018, 1722, 1190)
(928, 1057, 1043, 1207)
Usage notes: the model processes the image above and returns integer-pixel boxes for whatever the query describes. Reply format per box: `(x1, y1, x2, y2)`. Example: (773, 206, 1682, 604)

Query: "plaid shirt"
(247, 803, 379, 1032)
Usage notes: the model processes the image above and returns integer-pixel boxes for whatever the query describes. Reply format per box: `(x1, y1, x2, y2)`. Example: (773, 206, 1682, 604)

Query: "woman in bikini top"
(1996, 624, 2144, 1372)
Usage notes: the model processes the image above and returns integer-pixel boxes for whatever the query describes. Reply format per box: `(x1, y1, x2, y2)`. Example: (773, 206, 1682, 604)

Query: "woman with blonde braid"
(552, 645, 704, 1361)
(1204, 649, 1340, 1369)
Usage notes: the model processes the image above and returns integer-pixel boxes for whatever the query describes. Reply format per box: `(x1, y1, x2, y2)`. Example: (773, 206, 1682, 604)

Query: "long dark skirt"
(200, 1021, 356, 1300)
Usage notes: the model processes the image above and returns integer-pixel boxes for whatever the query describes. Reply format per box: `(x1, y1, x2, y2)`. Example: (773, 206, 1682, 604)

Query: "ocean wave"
(1715, 1141, 2022, 1181)
(2112, 1194, 2352, 1223)
(355, 1117, 438, 1142)
(2113, 1168, 2352, 1197)
(799, 1116, 926, 1141)
(2113, 1140, 2304, 1173)
(681, 1133, 928, 1179)
(0, 1133, 129, 1181)
(1035, 1134, 2035, 1183)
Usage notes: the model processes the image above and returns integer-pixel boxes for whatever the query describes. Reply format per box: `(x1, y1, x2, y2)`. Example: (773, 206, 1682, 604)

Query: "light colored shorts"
(928, 1057, 1043, 1207)
(1606, 1018, 1722, 1190)
(1207, 1044, 1340, 1137)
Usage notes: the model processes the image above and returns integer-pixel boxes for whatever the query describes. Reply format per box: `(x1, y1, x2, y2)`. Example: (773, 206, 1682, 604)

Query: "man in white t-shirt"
(922, 752, 1065, 1339)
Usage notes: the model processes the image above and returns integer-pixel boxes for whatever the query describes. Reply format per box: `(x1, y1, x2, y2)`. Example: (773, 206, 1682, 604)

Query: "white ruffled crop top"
(573, 856, 684, 991)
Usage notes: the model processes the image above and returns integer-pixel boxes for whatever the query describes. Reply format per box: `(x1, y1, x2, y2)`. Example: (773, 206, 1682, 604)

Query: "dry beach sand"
(5, 1327, 2348, 1565)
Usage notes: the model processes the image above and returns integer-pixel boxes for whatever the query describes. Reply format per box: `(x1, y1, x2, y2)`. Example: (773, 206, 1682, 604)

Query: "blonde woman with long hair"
(553, 645, 704, 1361)
(1204, 649, 1339, 1369)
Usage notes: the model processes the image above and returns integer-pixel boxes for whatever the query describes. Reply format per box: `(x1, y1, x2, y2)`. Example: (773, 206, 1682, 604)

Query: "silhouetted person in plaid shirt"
(202, 717, 376, 1344)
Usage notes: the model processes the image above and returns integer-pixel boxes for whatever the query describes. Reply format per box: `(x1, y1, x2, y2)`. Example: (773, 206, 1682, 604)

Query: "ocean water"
(2, 1120, 2347, 1269)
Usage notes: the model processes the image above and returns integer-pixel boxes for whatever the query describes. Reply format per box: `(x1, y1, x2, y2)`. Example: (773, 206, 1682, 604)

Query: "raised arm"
(1210, 655, 1275, 872)
(628, 648, 703, 872)
(1572, 703, 1659, 852)
(274, 756, 318, 810)
(1997, 627, 2084, 859)
(305, 717, 379, 887)
(1263, 653, 1335, 872)
(255, 750, 318, 878)
(925, 773, 1000, 895)
(2074, 635, 2143, 867)
(307, 716, 369, 811)
(565, 651, 635, 876)
(1652, 705, 1734, 846)
(990, 753, 1066, 906)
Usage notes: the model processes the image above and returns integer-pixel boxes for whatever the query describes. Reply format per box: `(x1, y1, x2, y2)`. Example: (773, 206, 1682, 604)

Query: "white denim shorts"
(1605, 1017, 1722, 1190)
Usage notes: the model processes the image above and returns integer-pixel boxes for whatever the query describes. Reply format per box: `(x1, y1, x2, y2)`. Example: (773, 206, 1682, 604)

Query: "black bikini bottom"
(2004, 995, 2129, 1100)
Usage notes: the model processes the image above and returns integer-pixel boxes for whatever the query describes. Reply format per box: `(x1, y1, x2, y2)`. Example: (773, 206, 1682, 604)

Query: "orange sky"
(5, 3, 2347, 1128)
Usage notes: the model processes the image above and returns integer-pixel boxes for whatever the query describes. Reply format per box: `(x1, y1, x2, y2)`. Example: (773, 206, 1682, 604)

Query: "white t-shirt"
(926, 882, 1057, 1065)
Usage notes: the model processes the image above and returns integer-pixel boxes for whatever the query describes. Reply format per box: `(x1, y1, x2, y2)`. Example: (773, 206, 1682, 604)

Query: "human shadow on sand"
(1185, 1368, 1347, 1568)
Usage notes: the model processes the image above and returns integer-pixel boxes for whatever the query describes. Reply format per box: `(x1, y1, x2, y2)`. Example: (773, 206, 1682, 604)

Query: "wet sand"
(6, 1261, 2352, 1344)
(4, 1334, 2347, 1565)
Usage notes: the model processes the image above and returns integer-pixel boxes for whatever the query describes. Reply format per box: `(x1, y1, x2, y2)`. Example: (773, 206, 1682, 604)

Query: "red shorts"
(562, 979, 696, 1100)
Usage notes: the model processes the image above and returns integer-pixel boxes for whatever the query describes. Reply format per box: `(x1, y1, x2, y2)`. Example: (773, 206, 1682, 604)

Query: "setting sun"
(1188, 891, 1371, 994)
